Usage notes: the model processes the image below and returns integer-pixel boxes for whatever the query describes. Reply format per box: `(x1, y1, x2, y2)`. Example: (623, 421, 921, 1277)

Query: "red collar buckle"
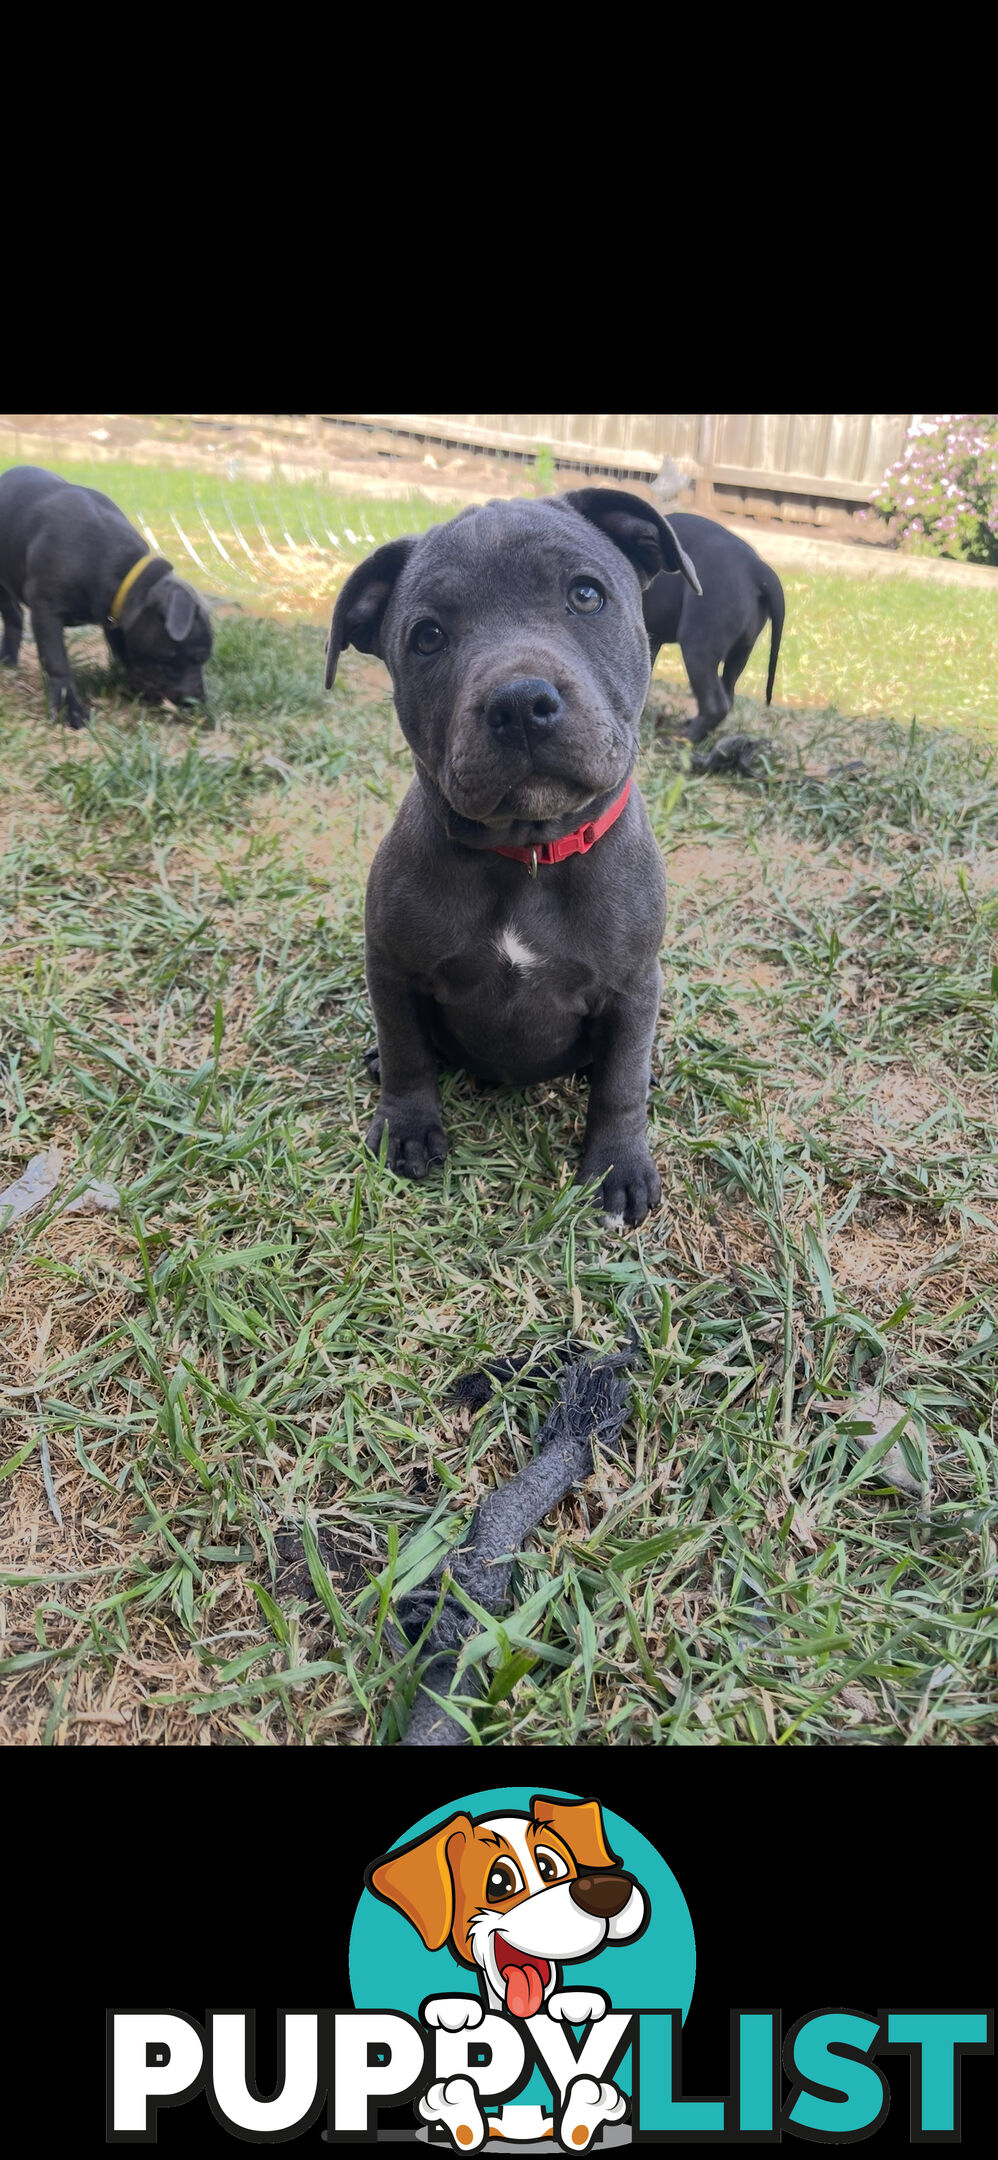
(491, 777, 632, 875)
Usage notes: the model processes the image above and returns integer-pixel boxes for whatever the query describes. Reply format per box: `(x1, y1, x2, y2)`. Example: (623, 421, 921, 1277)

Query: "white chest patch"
(495, 924, 541, 971)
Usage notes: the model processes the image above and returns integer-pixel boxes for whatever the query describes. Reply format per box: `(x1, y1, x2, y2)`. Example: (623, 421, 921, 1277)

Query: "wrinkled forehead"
(393, 501, 633, 619)
(463, 1813, 579, 1889)
(479, 1814, 539, 1881)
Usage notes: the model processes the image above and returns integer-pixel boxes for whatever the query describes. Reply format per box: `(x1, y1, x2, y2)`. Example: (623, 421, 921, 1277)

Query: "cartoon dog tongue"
(504, 1960, 545, 2019)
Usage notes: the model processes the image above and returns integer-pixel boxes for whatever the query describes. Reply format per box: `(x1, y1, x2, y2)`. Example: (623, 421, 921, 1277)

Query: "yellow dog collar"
(109, 552, 159, 624)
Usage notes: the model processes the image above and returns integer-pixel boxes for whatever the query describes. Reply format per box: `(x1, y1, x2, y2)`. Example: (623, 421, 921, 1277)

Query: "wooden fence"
(322, 413, 913, 526)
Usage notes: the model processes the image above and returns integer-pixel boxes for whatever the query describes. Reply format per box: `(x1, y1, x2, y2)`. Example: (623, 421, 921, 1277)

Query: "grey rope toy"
(393, 1338, 637, 1747)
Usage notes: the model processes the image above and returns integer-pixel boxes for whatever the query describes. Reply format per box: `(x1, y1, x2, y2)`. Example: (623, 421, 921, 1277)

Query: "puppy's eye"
(567, 580, 605, 615)
(486, 1860, 524, 1901)
(410, 619, 446, 655)
(534, 1848, 570, 1884)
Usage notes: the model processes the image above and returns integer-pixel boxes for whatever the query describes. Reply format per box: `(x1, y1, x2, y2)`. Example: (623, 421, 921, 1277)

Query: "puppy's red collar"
(491, 777, 632, 877)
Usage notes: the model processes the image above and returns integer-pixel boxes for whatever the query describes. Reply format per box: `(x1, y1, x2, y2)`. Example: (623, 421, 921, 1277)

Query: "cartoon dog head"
(367, 1795, 648, 2019)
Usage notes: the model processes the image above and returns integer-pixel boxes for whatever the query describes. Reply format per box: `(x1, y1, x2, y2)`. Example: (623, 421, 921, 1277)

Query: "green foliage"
(867, 415, 998, 565)
(531, 443, 557, 494)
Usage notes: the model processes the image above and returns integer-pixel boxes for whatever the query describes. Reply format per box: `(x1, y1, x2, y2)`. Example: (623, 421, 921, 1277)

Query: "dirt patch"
(0, 766, 57, 831)
(782, 1052, 996, 1134)
(863, 1070, 947, 1129)
(829, 1208, 998, 1310)
(254, 782, 401, 873)
(666, 841, 757, 891)
(172, 771, 404, 893)
(272, 1527, 374, 1607)
(933, 850, 998, 898)
(0, 1211, 133, 1351)
(718, 961, 786, 994)
(755, 837, 903, 906)
(665, 834, 898, 918)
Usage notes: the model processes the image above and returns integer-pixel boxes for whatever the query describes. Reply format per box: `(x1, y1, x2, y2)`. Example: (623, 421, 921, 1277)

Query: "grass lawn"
(1, 481, 997, 1746)
(728, 568, 998, 739)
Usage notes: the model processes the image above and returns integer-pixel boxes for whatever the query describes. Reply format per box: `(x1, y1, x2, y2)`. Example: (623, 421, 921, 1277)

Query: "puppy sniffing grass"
(0, 466, 212, 727)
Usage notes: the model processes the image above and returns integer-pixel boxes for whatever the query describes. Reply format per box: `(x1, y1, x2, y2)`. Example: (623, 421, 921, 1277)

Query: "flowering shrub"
(865, 415, 998, 564)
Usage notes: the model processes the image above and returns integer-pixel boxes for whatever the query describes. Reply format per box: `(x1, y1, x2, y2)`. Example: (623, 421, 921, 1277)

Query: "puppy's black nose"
(484, 677, 563, 735)
(569, 1873, 634, 1919)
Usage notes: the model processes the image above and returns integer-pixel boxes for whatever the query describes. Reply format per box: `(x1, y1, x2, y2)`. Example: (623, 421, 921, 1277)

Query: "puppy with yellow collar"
(368, 1794, 648, 2147)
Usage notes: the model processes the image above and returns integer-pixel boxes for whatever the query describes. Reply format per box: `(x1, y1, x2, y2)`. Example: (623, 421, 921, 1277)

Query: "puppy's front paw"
(546, 1989, 609, 2024)
(422, 1996, 485, 2031)
(53, 686, 90, 730)
(579, 1141, 661, 1228)
(366, 1101, 448, 1179)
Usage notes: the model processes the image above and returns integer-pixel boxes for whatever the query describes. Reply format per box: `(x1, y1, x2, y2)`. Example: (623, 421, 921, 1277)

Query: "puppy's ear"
(531, 1795, 620, 1871)
(163, 580, 198, 643)
(366, 1812, 472, 1950)
(118, 559, 173, 634)
(325, 536, 416, 690)
(560, 487, 702, 595)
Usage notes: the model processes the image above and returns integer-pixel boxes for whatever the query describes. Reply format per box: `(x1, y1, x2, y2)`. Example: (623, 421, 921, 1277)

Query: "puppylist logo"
(106, 1786, 992, 2148)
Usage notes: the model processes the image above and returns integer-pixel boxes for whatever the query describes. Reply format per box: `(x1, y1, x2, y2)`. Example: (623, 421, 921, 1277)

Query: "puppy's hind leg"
(680, 639, 732, 743)
(720, 632, 755, 709)
(0, 585, 23, 668)
(418, 2077, 487, 2153)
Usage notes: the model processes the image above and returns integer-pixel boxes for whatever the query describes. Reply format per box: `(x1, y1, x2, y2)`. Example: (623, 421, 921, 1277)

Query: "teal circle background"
(348, 1785, 696, 2106)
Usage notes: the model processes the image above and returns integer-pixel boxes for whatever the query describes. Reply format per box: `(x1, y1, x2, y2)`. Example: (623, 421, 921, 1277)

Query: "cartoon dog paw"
(559, 2075, 628, 2150)
(422, 1997, 485, 2031)
(418, 2075, 487, 2151)
(546, 1989, 609, 2025)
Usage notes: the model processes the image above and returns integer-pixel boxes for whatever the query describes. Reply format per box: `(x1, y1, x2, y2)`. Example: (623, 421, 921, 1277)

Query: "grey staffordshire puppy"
(0, 465, 212, 727)
(642, 511, 784, 740)
(325, 488, 701, 1226)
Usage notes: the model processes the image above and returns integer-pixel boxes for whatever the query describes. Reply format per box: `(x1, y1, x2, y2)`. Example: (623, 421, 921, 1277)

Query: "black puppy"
(642, 511, 784, 740)
(0, 465, 212, 727)
(326, 489, 701, 1226)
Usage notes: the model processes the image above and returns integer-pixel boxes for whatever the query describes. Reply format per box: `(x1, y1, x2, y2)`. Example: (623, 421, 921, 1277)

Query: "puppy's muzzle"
(569, 1872, 636, 1919)
(484, 677, 563, 737)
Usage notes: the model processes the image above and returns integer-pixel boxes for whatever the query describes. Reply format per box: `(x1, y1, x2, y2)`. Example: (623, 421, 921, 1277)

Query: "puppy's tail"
(761, 563, 785, 708)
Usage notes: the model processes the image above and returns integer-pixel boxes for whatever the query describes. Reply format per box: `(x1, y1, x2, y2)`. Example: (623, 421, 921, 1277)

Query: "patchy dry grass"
(2, 589, 997, 1748)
